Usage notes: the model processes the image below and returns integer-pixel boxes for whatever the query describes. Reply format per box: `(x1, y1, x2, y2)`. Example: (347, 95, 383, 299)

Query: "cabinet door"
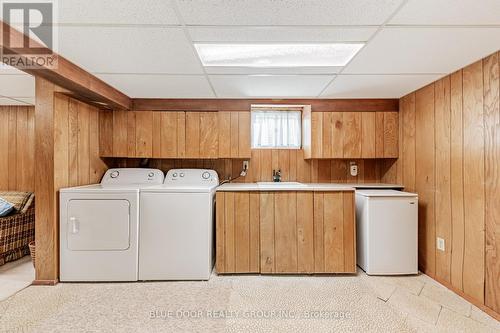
(274, 192, 298, 273)
(375, 111, 399, 158)
(215, 192, 260, 273)
(185, 112, 200, 158)
(361, 112, 376, 158)
(343, 112, 362, 158)
(383, 111, 399, 158)
(218, 112, 251, 158)
(313, 191, 356, 273)
(199, 112, 219, 158)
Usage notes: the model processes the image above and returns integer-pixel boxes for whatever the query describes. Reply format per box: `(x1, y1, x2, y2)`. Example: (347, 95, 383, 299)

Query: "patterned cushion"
(0, 191, 33, 213)
(0, 197, 14, 217)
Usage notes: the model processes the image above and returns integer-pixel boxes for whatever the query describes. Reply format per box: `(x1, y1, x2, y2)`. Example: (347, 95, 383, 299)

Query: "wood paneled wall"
(0, 106, 35, 191)
(399, 51, 500, 317)
(35, 77, 108, 283)
(114, 150, 393, 184)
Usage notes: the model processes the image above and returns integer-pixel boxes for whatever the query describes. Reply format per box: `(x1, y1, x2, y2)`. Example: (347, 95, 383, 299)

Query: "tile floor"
(0, 256, 35, 301)
(0, 267, 498, 332)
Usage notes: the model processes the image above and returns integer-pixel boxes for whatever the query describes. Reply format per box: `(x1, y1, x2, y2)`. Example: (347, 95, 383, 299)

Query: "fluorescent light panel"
(194, 43, 364, 67)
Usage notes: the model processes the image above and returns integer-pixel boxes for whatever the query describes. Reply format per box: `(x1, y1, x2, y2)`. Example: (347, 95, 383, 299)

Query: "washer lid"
(355, 189, 418, 197)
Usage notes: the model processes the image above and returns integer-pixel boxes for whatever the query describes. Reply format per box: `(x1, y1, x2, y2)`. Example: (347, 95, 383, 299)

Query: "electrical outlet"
(437, 237, 445, 251)
(349, 162, 358, 177)
(240, 160, 249, 177)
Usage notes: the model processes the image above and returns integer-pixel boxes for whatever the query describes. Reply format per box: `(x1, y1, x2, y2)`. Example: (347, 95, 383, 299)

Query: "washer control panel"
(101, 168, 164, 185)
(165, 169, 219, 185)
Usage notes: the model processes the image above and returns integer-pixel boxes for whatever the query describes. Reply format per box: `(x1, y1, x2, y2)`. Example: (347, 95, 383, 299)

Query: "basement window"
(251, 106, 302, 149)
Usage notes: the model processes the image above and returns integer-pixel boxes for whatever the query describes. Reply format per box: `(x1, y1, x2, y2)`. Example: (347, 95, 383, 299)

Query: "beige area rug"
(0, 272, 420, 333)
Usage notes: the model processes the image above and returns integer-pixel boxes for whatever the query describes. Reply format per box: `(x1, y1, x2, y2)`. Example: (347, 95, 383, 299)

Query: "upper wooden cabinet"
(303, 111, 399, 159)
(99, 110, 251, 159)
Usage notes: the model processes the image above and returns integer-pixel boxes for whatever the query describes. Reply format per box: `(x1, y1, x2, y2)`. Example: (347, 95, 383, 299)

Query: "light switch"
(437, 237, 445, 251)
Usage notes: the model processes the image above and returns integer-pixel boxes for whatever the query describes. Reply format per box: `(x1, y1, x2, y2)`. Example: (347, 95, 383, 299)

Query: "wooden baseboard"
(32, 279, 58, 286)
(424, 272, 500, 321)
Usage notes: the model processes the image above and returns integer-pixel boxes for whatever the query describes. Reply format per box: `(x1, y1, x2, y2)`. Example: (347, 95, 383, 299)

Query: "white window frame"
(250, 106, 303, 149)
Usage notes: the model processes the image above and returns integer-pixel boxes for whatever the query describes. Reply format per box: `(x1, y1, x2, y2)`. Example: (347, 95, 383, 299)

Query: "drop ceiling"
(1, 0, 500, 104)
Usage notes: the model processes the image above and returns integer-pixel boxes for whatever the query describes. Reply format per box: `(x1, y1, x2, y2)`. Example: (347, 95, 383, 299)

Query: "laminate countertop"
(216, 182, 403, 192)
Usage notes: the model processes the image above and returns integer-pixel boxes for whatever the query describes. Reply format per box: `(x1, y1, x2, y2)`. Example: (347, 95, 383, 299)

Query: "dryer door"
(66, 199, 130, 251)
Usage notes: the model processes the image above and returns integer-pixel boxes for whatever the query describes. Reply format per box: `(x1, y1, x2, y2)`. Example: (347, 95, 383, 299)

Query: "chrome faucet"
(273, 169, 282, 182)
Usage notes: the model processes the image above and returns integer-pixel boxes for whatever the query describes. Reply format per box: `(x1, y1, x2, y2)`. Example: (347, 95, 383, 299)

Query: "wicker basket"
(28, 241, 36, 268)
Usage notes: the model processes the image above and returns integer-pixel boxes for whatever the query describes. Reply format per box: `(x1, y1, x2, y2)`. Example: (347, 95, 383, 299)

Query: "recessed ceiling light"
(194, 43, 364, 67)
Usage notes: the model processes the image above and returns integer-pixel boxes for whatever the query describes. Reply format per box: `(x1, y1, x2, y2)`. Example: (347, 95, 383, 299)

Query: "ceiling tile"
(177, 0, 404, 26)
(205, 66, 343, 75)
(344, 27, 500, 74)
(209, 75, 334, 98)
(59, 0, 180, 25)
(0, 97, 31, 105)
(188, 27, 377, 42)
(390, 0, 500, 25)
(0, 64, 27, 75)
(10, 97, 35, 105)
(59, 26, 204, 74)
(321, 74, 443, 98)
(96, 74, 215, 98)
(0, 75, 35, 97)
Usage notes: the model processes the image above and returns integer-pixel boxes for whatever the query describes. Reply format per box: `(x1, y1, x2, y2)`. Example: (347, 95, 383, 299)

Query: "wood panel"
(274, 192, 298, 273)
(323, 192, 344, 272)
(200, 112, 219, 158)
(462, 60, 485, 303)
(296, 192, 314, 273)
(398, 51, 500, 318)
(260, 192, 275, 273)
(35, 80, 109, 283)
(159, 112, 179, 158)
(304, 111, 397, 159)
(450, 70, 465, 291)
(484, 52, 500, 313)
(434, 77, 452, 283)
(117, 152, 389, 185)
(361, 112, 376, 158)
(135, 111, 153, 158)
(216, 192, 260, 274)
(133, 98, 398, 112)
(383, 112, 399, 158)
(415, 84, 436, 277)
(216, 111, 252, 158)
(0, 106, 35, 191)
(343, 112, 362, 158)
(401, 94, 416, 191)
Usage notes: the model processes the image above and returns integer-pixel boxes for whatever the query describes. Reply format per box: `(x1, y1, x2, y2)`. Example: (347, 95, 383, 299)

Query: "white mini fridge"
(356, 190, 418, 275)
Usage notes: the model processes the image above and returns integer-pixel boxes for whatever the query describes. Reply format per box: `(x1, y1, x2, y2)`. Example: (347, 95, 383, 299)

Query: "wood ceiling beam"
(132, 98, 399, 112)
(1, 21, 131, 110)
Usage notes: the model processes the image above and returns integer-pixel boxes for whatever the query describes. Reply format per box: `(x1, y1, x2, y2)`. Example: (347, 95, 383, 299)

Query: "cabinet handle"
(69, 217, 79, 234)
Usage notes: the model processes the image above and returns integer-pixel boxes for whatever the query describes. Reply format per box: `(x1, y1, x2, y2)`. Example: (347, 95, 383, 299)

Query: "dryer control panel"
(101, 168, 164, 186)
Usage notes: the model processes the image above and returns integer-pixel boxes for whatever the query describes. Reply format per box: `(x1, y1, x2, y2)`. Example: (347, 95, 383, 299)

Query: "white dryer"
(139, 169, 219, 281)
(59, 168, 164, 282)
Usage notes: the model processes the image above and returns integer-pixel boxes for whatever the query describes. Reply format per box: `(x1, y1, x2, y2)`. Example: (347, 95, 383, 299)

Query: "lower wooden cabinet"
(215, 191, 356, 274)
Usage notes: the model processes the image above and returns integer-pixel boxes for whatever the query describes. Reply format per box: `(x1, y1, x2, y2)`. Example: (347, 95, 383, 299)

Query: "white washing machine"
(59, 168, 164, 282)
(139, 169, 219, 281)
